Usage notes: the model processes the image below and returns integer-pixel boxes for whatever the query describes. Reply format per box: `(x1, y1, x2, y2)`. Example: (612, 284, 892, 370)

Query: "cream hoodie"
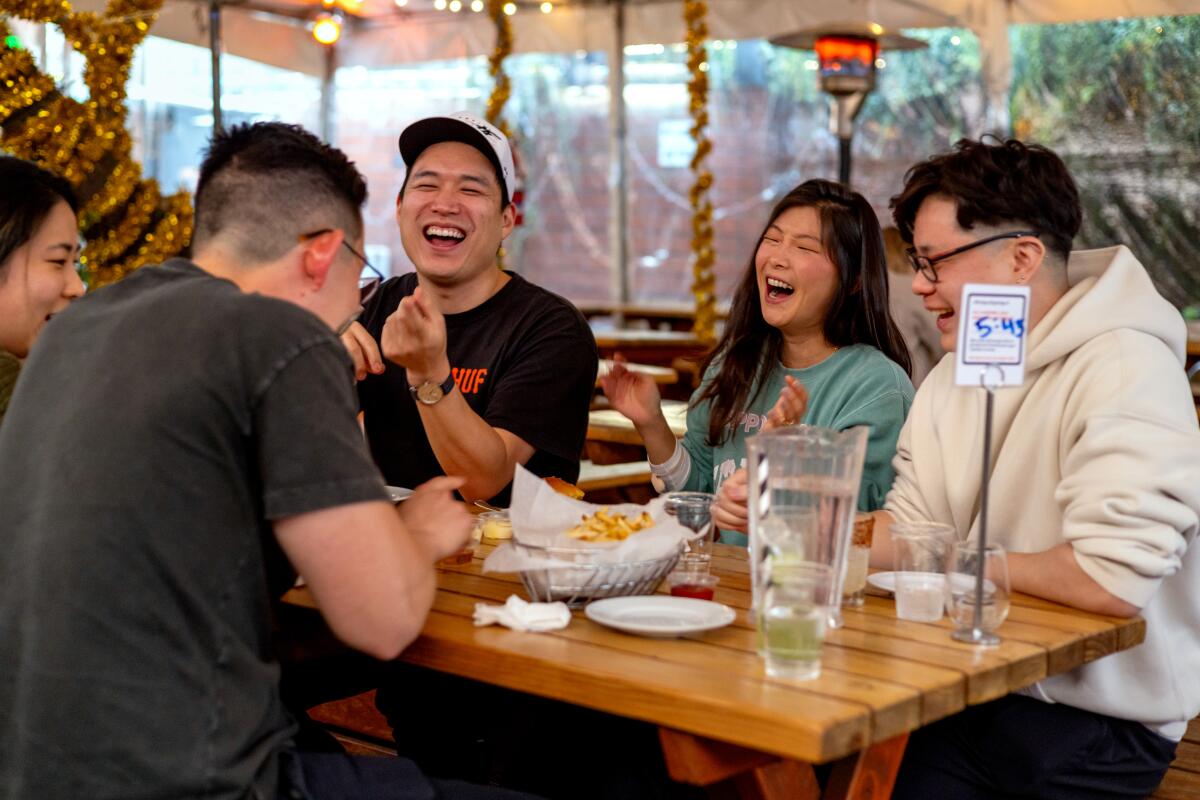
(886, 245, 1200, 740)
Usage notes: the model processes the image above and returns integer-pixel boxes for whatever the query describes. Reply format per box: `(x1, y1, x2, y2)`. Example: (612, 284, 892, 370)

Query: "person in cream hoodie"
(875, 138, 1200, 799)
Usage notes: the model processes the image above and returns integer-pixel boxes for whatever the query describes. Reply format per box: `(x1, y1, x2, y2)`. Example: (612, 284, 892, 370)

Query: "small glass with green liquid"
(759, 561, 834, 680)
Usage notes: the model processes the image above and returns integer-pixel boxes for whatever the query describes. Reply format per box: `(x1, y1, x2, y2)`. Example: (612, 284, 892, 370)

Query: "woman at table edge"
(0, 156, 85, 428)
(602, 179, 915, 545)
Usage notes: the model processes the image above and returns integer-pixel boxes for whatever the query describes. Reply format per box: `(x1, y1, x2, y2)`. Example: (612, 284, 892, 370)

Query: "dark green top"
(0, 349, 19, 428)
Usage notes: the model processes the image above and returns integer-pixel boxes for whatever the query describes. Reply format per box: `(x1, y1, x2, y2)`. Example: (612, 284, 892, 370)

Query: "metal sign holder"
(951, 365, 1005, 647)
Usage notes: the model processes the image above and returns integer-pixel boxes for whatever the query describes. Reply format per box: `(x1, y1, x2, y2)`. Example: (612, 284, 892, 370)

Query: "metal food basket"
(513, 540, 682, 607)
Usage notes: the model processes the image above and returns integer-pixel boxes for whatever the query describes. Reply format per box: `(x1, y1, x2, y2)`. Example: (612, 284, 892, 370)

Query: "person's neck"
(779, 328, 839, 370)
(193, 250, 281, 296)
(1027, 273, 1071, 336)
(419, 266, 510, 315)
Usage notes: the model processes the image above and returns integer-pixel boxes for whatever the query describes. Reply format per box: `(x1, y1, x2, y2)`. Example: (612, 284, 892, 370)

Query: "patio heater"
(771, 23, 926, 186)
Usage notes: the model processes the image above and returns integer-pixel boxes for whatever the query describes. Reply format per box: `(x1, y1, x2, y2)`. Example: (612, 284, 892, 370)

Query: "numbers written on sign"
(973, 316, 1025, 339)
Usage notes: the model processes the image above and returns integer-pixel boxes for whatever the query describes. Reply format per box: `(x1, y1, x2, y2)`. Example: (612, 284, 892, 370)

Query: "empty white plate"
(386, 486, 413, 504)
(585, 595, 736, 638)
(868, 571, 995, 594)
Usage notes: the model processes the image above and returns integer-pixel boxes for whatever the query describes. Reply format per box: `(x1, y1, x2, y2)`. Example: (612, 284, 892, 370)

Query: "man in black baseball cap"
(342, 111, 596, 507)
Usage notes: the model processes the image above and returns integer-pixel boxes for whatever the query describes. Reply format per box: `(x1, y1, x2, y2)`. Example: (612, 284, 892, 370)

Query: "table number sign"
(951, 283, 1030, 647)
(955, 283, 1030, 388)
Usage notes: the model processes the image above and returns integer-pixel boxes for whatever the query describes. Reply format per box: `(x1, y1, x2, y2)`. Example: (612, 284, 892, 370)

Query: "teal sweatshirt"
(680, 344, 914, 546)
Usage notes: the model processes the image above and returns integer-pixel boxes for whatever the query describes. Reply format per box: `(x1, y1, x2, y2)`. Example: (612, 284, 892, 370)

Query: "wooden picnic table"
(575, 301, 730, 332)
(596, 358, 678, 388)
(591, 328, 710, 367)
(282, 543, 1145, 799)
(586, 399, 688, 464)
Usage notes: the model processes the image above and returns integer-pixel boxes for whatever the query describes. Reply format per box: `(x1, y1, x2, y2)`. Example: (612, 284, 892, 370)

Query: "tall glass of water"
(761, 561, 834, 680)
(745, 425, 869, 630)
(947, 541, 1010, 636)
(664, 491, 715, 572)
(891, 521, 956, 622)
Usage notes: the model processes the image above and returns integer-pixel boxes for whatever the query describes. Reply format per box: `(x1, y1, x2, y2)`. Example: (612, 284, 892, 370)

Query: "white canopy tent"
(80, 0, 1200, 78)
(75, 0, 1200, 138)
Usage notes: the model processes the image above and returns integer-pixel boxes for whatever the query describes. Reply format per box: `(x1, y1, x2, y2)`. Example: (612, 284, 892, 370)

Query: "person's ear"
(500, 202, 516, 241)
(301, 230, 342, 292)
(1011, 235, 1046, 285)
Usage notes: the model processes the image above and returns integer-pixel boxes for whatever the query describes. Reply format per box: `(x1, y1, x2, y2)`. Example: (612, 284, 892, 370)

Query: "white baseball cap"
(398, 111, 515, 204)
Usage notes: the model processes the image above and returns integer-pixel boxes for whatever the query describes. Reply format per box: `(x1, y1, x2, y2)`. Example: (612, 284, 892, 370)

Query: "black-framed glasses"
(906, 231, 1040, 284)
(299, 229, 385, 307)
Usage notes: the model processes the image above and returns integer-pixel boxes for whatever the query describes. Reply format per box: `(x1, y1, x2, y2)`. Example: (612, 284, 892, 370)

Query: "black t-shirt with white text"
(0, 259, 387, 799)
(357, 271, 597, 506)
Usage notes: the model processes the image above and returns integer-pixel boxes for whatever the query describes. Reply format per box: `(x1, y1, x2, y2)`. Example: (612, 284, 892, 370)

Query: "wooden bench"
(1152, 718, 1200, 799)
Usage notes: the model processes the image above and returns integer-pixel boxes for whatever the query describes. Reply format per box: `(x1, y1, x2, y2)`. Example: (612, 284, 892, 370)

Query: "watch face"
(416, 381, 445, 404)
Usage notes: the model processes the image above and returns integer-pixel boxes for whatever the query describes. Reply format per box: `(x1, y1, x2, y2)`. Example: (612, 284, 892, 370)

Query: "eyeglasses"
(296, 230, 384, 333)
(906, 231, 1040, 284)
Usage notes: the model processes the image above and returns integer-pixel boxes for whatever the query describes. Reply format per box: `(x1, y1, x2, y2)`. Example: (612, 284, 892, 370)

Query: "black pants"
(280, 749, 544, 800)
(892, 694, 1177, 799)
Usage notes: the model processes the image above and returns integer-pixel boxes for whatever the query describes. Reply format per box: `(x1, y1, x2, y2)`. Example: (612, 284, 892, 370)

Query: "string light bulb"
(394, 0, 408, 6)
(311, 11, 343, 45)
(470, 0, 483, 10)
(434, 0, 447, 8)
(502, 2, 516, 15)
(448, 0, 461, 10)
(540, 1, 552, 12)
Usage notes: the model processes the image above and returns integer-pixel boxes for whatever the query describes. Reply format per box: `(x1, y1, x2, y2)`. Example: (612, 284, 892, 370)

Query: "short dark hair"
(696, 179, 912, 446)
(0, 156, 78, 280)
(193, 123, 368, 264)
(890, 137, 1081, 262)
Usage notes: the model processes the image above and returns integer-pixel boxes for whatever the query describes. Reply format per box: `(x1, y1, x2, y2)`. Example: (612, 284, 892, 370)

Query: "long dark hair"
(695, 179, 911, 447)
(0, 156, 78, 279)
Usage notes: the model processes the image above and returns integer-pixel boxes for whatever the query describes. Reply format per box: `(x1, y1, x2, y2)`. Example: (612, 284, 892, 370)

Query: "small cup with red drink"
(666, 562, 720, 601)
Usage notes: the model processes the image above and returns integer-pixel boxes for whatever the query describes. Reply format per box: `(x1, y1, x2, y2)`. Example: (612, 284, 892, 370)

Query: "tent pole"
(320, 43, 336, 143)
(209, 0, 223, 133)
(608, 0, 629, 324)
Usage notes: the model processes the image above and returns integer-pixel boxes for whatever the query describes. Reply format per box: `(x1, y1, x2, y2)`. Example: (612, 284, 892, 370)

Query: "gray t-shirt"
(0, 259, 387, 799)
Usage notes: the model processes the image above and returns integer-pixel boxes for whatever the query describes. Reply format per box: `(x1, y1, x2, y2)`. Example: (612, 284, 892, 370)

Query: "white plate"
(386, 486, 413, 504)
(868, 571, 995, 594)
(585, 595, 736, 638)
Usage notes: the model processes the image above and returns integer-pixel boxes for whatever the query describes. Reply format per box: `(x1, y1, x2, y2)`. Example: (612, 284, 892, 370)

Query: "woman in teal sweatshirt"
(601, 180, 914, 545)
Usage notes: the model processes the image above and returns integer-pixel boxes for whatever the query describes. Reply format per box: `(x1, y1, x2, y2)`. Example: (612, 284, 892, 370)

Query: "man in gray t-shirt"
(0, 123, 533, 800)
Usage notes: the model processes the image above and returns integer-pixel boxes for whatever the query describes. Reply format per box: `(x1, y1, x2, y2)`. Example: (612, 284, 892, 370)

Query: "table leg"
(822, 733, 909, 800)
(658, 728, 819, 800)
(658, 728, 909, 800)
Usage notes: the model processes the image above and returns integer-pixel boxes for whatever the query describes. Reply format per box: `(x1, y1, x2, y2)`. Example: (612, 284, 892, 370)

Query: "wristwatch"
(409, 373, 456, 406)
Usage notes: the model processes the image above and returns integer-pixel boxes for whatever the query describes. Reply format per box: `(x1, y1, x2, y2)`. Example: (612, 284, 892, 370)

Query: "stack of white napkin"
(473, 595, 572, 632)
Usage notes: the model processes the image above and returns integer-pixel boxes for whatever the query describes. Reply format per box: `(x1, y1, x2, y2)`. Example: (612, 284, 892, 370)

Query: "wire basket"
(514, 540, 683, 607)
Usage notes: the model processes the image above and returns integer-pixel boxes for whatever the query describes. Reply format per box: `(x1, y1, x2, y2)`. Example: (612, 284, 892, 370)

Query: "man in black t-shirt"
(0, 123, 535, 800)
(342, 112, 596, 506)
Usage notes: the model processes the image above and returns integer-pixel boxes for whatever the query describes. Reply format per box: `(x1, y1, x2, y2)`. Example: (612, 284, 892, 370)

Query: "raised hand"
(396, 476, 472, 562)
(380, 286, 451, 385)
(599, 354, 663, 428)
(763, 375, 808, 431)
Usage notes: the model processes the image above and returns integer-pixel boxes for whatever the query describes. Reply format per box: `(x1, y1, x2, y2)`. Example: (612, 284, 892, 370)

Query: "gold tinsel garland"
(0, 0, 192, 287)
(683, 0, 716, 344)
(484, 0, 513, 139)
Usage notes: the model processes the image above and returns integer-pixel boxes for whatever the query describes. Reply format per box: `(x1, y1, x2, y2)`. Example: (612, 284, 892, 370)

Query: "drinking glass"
(947, 542, 1011, 636)
(760, 561, 834, 680)
(664, 491, 715, 572)
(842, 513, 875, 608)
(891, 521, 956, 622)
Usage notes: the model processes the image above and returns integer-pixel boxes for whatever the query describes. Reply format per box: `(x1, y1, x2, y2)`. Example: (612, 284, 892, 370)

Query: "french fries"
(565, 508, 655, 542)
